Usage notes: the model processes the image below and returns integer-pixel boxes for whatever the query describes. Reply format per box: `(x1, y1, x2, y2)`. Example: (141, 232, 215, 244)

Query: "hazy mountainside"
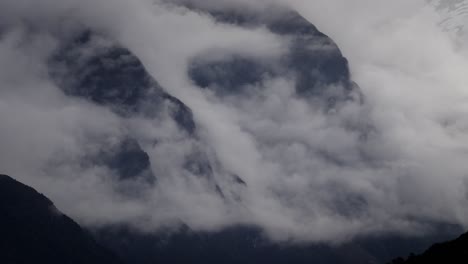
(73, 5, 459, 264)
(7, 0, 460, 245)
(389, 232, 468, 264)
(1, 1, 466, 264)
(44, 3, 462, 264)
(50, 30, 197, 134)
(48, 28, 225, 191)
(0, 174, 122, 264)
(45, 1, 363, 212)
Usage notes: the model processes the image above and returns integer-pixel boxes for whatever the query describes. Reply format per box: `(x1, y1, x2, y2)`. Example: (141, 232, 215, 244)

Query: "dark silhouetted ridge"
(0, 174, 123, 264)
(389, 231, 468, 264)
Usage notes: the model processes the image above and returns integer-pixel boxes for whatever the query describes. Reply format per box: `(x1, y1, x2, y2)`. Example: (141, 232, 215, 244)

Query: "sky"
(1, 0, 468, 243)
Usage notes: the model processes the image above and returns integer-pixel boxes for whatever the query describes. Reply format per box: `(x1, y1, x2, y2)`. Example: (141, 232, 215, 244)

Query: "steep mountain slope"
(389, 231, 468, 264)
(0, 174, 123, 264)
(48, 29, 222, 188)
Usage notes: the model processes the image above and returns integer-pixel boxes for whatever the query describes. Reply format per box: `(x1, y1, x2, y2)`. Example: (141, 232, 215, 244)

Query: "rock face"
(102, 137, 154, 183)
(50, 30, 198, 133)
(48, 29, 205, 185)
(51, 31, 158, 115)
(189, 5, 358, 107)
(0, 174, 123, 264)
(389, 231, 468, 264)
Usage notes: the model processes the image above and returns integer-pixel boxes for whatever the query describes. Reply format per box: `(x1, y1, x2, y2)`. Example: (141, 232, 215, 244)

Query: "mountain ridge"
(389, 231, 468, 263)
(0, 174, 123, 264)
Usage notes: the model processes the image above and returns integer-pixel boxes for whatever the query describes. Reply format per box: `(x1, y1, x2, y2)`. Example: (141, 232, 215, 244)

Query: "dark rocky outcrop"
(102, 137, 154, 183)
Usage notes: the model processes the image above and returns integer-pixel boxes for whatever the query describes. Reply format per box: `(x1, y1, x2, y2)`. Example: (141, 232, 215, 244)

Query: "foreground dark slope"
(0, 174, 123, 264)
(389, 232, 468, 264)
(0, 173, 460, 264)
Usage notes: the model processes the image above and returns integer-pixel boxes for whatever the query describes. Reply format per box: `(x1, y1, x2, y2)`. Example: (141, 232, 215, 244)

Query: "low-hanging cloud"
(1, 0, 468, 244)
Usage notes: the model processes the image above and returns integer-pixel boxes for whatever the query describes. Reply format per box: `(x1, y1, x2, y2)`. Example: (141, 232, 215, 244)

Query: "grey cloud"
(1, 0, 468, 244)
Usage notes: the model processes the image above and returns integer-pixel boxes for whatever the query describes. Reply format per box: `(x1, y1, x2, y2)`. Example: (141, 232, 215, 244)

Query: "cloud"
(1, 0, 468, 244)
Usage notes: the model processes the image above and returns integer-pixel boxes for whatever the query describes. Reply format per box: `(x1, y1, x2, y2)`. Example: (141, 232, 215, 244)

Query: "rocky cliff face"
(48, 29, 217, 188)
(188, 5, 359, 106)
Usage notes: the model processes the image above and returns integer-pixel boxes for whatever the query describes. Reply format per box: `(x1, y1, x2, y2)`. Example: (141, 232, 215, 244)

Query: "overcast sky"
(1, 0, 468, 243)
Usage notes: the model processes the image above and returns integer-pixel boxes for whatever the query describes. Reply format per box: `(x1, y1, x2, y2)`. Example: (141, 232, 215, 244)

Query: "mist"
(1, 0, 468, 243)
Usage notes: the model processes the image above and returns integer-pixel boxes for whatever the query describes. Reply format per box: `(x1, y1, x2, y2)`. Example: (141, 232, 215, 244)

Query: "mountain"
(86, 5, 460, 264)
(0, 174, 123, 264)
(44, 3, 461, 264)
(45, 1, 360, 202)
(389, 231, 468, 264)
(1, 2, 463, 264)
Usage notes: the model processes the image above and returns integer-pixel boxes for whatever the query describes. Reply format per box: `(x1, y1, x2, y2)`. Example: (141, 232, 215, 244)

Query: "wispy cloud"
(1, 0, 467, 243)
